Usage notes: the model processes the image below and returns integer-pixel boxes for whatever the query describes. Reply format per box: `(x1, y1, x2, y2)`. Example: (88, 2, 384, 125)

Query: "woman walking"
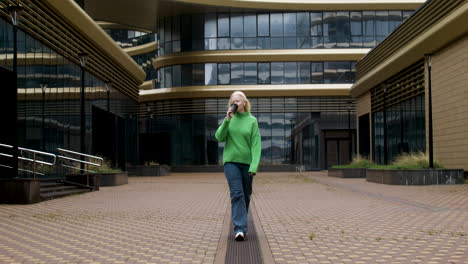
(215, 91, 261, 241)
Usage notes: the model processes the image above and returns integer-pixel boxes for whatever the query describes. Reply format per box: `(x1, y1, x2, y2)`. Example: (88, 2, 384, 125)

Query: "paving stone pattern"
(253, 172, 468, 264)
(0, 172, 467, 264)
(0, 174, 229, 264)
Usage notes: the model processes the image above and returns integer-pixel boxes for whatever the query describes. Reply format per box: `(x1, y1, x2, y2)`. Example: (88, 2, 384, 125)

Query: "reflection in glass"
(218, 63, 230, 84)
(244, 63, 257, 84)
(258, 63, 270, 84)
(271, 62, 284, 84)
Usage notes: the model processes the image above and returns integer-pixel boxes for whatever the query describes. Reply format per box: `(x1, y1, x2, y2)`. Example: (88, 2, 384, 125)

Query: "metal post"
(105, 81, 111, 112)
(383, 84, 388, 165)
(425, 54, 434, 168)
(8, 4, 24, 177)
(40, 82, 47, 151)
(347, 101, 352, 162)
(78, 52, 89, 174)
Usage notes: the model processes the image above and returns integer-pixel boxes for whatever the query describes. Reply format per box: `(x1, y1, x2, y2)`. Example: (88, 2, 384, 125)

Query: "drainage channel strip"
(225, 211, 263, 264)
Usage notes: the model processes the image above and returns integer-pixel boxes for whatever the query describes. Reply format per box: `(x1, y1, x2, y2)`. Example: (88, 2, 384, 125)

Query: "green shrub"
(390, 152, 443, 169)
(90, 158, 122, 173)
(332, 152, 443, 169)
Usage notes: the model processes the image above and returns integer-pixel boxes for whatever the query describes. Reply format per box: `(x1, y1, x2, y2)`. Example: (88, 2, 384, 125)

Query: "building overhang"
(154, 49, 371, 69)
(139, 84, 352, 101)
(84, 0, 425, 32)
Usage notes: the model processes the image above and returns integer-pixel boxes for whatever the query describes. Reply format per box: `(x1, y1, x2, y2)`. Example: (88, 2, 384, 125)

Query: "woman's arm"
(215, 118, 230, 142)
(249, 119, 261, 174)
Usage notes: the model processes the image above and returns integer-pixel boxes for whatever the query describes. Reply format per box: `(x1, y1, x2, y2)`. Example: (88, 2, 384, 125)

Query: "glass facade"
(157, 61, 355, 88)
(141, 97, 355, 169)
(158, 11, 413, 55)
(103, 29, 156, 48)
(372, 95, 425, 164)
(131, 51, 158, 81)
(0, 18, 139, 172)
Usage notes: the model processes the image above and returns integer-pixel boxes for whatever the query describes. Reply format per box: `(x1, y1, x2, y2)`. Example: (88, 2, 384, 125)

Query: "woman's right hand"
(226, 106, 234, 120)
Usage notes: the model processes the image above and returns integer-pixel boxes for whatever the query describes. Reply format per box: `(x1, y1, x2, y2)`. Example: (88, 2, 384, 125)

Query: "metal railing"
(0, 143, 56, 178)
(56, 148, 103, 173)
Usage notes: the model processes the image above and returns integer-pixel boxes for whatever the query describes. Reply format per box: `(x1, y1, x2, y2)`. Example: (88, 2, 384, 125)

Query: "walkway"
(0, 172, 467, 263)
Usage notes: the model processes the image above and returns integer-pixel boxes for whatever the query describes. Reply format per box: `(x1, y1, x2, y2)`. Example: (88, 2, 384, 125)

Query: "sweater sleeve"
(249, 118, 262, 173)
(215, 118, 230, 142)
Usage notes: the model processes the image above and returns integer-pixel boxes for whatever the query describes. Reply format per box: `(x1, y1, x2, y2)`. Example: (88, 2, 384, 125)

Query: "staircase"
(40, 179, 92, 201)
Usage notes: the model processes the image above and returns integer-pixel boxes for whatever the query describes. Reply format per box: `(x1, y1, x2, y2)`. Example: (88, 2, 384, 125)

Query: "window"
(244, 14, 257, 37)
(218, 63, 230, 84)
(205, 14, 217, 38)
(271, 62, 284, 84)
(230, 14, 243, 37)
(205, 63, 217, 85)
(231, 63, 243, 84)
(258, 14, 270, 37)
(258, 63, 271, 84)
(244, 63, 257, 84)
(270, 13, 283, 37)
(218, 14, 230, 37)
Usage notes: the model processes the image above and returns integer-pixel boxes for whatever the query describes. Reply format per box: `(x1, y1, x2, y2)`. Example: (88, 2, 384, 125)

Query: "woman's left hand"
(249, 172, 256, 176)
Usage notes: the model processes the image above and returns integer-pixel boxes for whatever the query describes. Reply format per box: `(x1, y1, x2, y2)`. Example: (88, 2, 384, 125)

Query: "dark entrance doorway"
(92, 106, 126, 171)
(0, 67, 16, 176)
(358, 113, 370, 158)
(323, 130, 353, 169)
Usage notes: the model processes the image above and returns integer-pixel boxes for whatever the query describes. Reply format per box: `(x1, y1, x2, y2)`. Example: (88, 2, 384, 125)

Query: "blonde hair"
(228, 91, 251, 112)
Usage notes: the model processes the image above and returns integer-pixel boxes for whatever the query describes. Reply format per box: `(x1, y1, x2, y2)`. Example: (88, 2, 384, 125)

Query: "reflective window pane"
(270, 13, 283, 37)
(218, 14, 230, 37)
(230, 14, 243, 37)
(244, 63, 257, 84)
(258, 14, 270, 37)
(244, 14, 257, 37)
(205, 14, 217, 38)
(218, 63, 230, 84)
(311, 62, 323, 83)
(231, 63, 243, 85)
(271, 62, 284, 84)
(284, 62, 297, 84)
(258, 63, 270, 84)
(297, 12, 310, 37)
(298, 62, 311, 84)
(311, 12, 323, 36)
(205, 63, 217, 85)
(284, 13, 297, 37)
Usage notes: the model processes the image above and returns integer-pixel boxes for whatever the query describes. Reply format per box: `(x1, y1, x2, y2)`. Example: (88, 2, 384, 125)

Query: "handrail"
(56, 148, 103, 187)
(57, 148, 104, 172)
(0, 143, 56, 178)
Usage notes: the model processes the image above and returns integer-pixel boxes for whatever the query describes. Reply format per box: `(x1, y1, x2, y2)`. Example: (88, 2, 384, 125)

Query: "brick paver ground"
(0, 172, 467, 264)
(0, 174, 229, 264)
(253, 172, 468, 264)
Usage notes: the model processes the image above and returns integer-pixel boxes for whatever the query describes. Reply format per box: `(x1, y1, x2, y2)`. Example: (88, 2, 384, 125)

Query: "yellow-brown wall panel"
(355, 92, 372, 159)
(430, 33, 468, 170)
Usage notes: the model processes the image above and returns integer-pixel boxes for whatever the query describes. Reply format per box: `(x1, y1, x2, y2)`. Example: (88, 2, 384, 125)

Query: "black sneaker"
(235, 232, 245, 241)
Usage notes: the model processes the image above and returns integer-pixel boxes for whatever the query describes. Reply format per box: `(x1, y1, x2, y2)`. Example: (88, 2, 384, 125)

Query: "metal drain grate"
(225, 212, 263, 264)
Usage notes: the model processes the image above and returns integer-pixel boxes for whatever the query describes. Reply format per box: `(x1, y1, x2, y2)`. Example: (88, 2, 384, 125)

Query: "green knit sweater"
(215, 112, 261, 173)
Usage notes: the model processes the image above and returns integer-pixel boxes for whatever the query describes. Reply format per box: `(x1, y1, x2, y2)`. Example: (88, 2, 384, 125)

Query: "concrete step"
(40, 188, 90, 201)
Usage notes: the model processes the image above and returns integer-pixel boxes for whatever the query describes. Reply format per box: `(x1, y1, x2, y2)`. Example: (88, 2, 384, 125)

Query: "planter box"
(367, 169, 464, 185)
(0, 178, 41, 204)
(97, 172, 128, 186)
(127, 165, 171, 176)
(65, 174, 100, 191)
(328, 168, 367, 178)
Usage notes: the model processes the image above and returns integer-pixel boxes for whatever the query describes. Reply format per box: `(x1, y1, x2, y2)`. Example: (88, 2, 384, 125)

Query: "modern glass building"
(0, 0, 426, 174)
(352, 0, 468, 173)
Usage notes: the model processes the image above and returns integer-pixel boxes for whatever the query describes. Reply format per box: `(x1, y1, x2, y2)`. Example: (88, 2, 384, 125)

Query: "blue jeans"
(224, 162, 253, 234)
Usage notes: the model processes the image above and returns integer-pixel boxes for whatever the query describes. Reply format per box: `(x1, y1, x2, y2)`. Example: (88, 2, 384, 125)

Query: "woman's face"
(231, 94, 246, 112)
